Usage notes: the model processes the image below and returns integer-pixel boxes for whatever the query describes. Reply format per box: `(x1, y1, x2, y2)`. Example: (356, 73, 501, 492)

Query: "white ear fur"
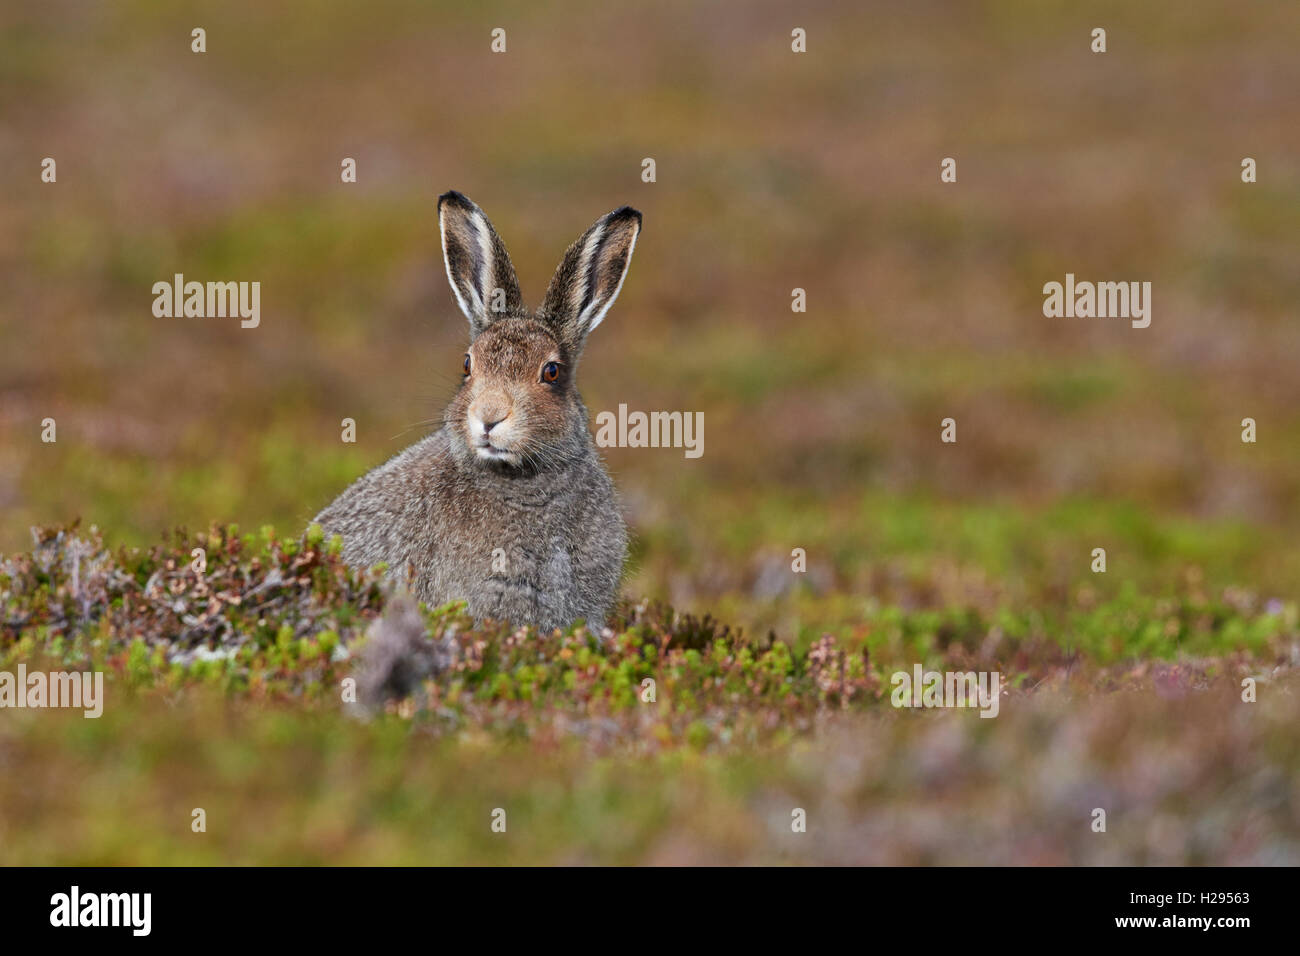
(437, 191, 523, 337)
(539, 206, 642, 352)
(575, 221, 639, 337)
(439, 210, 489, 320)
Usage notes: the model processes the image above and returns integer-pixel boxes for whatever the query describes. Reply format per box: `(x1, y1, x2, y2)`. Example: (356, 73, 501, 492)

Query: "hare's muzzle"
(467, 391, 520, 460)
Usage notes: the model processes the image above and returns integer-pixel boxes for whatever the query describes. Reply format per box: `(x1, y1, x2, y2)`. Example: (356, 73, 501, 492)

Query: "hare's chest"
(468, 537, 576, 630)
(440, 486, 579, 620)
(480, 508, 575, 587)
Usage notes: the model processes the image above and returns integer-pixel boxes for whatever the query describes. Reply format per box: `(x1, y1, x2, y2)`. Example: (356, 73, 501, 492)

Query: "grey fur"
(313, 192, 639, 633)
(354, 593, 457, 714)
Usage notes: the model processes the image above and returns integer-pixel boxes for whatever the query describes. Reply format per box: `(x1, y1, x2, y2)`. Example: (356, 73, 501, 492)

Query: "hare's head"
(437, 191, 641, 471)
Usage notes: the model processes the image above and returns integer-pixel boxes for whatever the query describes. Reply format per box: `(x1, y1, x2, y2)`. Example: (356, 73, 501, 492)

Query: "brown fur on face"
(445, 318, 584, 471)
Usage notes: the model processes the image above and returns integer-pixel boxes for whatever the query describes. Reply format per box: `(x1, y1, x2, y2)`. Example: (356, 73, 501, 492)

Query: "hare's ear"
(538, 206, 641, 354)
(438, 191, 524, 339)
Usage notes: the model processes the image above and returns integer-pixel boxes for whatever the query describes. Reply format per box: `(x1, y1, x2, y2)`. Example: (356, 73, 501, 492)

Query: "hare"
(312, 191, 640, 633)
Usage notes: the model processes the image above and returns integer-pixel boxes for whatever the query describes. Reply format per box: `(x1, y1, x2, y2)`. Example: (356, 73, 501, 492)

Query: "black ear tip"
(609, 206, 642, 228)
(438, 190, 474, 212)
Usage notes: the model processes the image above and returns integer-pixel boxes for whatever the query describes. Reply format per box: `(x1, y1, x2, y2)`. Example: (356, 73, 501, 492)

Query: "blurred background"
(3, 0, 1298, 642)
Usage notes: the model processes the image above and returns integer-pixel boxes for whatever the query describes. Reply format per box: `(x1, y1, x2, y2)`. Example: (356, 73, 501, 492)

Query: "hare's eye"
(541, 361, 560, 384)
(463, 354, 471, 376)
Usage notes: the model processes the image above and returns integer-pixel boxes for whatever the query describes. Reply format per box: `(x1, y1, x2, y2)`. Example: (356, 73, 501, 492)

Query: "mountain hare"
(313, 191, 640, 633)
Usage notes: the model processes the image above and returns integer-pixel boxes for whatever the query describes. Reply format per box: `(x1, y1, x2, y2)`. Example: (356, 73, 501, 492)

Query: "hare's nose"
(470, 395, 512, 434)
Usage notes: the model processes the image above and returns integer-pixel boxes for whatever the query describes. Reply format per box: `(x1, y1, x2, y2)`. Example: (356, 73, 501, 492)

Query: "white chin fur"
(474, 444, 520, 465)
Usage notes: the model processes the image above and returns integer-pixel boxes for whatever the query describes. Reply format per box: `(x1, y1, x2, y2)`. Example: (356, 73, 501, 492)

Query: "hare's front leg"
(565, 500, 627, 632)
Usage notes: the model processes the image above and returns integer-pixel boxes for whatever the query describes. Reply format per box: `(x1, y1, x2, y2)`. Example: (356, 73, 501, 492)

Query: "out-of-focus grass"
(3, 676, 1297, 866)
(1, 526, 1296, 864)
